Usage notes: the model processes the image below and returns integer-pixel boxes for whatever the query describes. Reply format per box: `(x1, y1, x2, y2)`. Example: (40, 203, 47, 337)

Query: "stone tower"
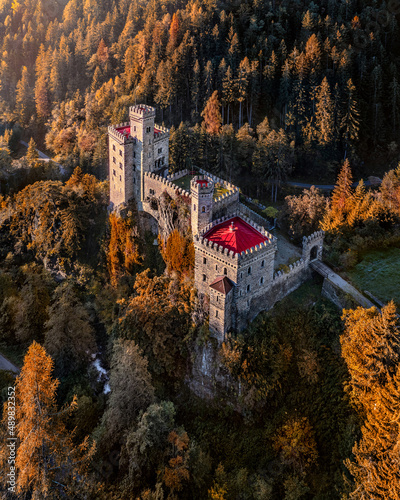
(108, 104, 169, 209)
(191, 176, 214, 235)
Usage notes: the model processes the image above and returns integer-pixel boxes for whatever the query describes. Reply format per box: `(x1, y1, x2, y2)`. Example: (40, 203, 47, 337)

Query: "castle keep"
(108, 105, 324, 342)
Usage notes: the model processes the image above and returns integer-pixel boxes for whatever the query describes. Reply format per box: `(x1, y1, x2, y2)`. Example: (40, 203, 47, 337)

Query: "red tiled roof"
(209, 276, 234, 295)
(204, 216, 267, 254)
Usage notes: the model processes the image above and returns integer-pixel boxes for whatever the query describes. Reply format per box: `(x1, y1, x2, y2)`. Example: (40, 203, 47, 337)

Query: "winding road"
(0, 352, 19, 374)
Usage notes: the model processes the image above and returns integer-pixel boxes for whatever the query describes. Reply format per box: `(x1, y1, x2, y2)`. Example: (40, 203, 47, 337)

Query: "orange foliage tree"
(108, 213, 141, 287)
(163, 228, 195, 275)
(0, 342, 96, 498)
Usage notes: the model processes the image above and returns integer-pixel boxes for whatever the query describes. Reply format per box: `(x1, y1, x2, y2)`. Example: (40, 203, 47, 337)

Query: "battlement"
(194, 232, 240, 262)
(108, 124, 136, 144)
(191, 176, 214, 193)
(303, 230, 325, 245)
(273, 258, 306, 281)
(167, 169, 189, 182)
(129, 105, 156, 119)
(143, 171, 190, 197)
(197, 168, 237, 192)
(196, 212, 276, 265)
(154, 124, 169, 142)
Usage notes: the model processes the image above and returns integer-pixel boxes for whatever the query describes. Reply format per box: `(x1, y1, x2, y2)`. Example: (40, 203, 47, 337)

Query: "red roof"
(116, 125, 131, 136)
(204, 217, 267, 254)
(116, 125, 162, 138)
(197, 179, 209, 187)
(209, 276, 234, 295)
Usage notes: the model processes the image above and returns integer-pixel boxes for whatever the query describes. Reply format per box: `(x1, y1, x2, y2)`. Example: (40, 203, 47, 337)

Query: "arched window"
(261, 260, 265, 268)
(247, 284, 251, 293)
(202, 206, 206, 213)
(223, 268, 227, 275)
(248, 266, 252, 275)
(260, 277, 264, 285)
(310, 245, 318, 260)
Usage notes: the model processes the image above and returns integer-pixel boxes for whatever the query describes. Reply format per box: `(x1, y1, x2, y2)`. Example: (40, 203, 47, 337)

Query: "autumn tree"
(26, 137, 39, 166)
(0, 342, 96, 498)
(341, 303, 400, 498)
(201, 90, 222, 135)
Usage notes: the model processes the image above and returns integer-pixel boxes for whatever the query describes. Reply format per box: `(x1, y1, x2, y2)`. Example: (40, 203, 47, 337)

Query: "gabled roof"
(209, 276, 234, 295)
(203, 216, 267, 254)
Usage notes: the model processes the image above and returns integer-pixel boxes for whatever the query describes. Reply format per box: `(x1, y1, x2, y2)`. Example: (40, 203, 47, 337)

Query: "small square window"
(223, 268, 227, 275)
(202, 274, 206, 282)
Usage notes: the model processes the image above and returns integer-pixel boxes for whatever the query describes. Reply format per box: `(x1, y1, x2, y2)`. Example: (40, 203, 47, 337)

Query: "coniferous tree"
(315, 77, 334, 147)
(201, 91, 222, 136)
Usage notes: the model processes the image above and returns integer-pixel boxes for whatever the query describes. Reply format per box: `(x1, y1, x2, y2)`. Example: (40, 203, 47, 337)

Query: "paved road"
(0, 352, 20, 374)
(286, 179, 375, 191)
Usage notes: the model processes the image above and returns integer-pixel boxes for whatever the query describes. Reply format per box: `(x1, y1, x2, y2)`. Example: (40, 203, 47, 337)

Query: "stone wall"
(238, 203, 270, 229)
(143, 171, 190, 201)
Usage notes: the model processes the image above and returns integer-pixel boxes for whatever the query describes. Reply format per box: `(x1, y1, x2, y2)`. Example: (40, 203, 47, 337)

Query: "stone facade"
(108, 105, 170, 209)
(108, 104, 325, 344)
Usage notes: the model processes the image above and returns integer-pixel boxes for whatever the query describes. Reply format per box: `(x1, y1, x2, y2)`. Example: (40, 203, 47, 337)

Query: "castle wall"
(142, 172, 190, 201)
(238, 203, 270, 229)
(109, 125, 136, 207)
(154, 125, 169, 169)
(236, 258, 312, 330)
(209, 288, 233, 343)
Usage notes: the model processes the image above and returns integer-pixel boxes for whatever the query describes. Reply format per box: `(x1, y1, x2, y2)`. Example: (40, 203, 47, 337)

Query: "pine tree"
(15, 66, 34, 125)
(315, 77, 334, 146)
(342, 78, 360, 159)
(26, 137, 39, 166)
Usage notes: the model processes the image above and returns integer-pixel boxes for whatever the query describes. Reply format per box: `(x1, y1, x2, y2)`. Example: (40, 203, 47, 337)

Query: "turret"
(191, 176, 214, 235)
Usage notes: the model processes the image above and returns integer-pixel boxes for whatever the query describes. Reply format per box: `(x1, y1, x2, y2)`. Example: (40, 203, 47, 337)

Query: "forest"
(0, 0, 399, 499)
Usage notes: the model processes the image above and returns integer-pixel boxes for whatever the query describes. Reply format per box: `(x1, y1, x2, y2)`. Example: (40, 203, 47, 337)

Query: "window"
(119, 175, 121, 181)
(215, 264, 218, 270)
(260, 277, 264, 285)
(158, 147, 162, 154)
(201, 206, 206, 213)
(202, 274, 207, 282)
(149, 189, 155, 195)
(146, 126, 151, 133)
(149, 139, 151, 145)
(148, 153, 151, 158)
(113, 169, 116, 176)
(112, 157, 116, 163)
(112, 144, 115, 151)
(193, 204, 196, 211)
(240, 272, 243, 279)
(119, 162, 123, 169)
(133, 164, 136, 171)
(216, 310, 218, 317)
(248, 266, 252, 275)
(133, 177, 136, 184)
(217, 295, 219, 302)
(261, 260, 265, 268)
(203, 257, 207, 264)
(247, 284, 251, 293)
(133, 151, 136, 158)
(134, 126, 136, 132)
(223, 268, 227, 275)
(162, 157, 165, 165)
(119, 149, 122, 156)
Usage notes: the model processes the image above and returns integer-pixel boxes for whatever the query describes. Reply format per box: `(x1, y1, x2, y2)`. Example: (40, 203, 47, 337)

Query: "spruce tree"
(315, 77, 334, 146)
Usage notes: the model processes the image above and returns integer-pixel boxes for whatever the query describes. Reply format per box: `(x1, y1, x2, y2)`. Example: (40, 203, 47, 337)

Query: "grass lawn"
(171, 174, 193, 191)
(213, 183, 229, 199)
(346, 247, 400, 307)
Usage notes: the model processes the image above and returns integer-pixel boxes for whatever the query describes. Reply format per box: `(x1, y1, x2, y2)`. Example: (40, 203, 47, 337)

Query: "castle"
(108, 105, 324, 342)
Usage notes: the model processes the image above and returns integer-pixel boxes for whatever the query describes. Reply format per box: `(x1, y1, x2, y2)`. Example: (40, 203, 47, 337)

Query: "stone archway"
(310, 245, 318, 261)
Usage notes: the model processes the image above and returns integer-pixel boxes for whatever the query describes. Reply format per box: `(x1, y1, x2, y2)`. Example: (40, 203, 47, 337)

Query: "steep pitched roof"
(209, 276, 234, 295)
(203, 216, 267, 254)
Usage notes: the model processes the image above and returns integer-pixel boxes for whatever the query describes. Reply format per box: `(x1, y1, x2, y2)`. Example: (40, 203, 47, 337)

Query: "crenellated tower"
(191, 176, 214, 235)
